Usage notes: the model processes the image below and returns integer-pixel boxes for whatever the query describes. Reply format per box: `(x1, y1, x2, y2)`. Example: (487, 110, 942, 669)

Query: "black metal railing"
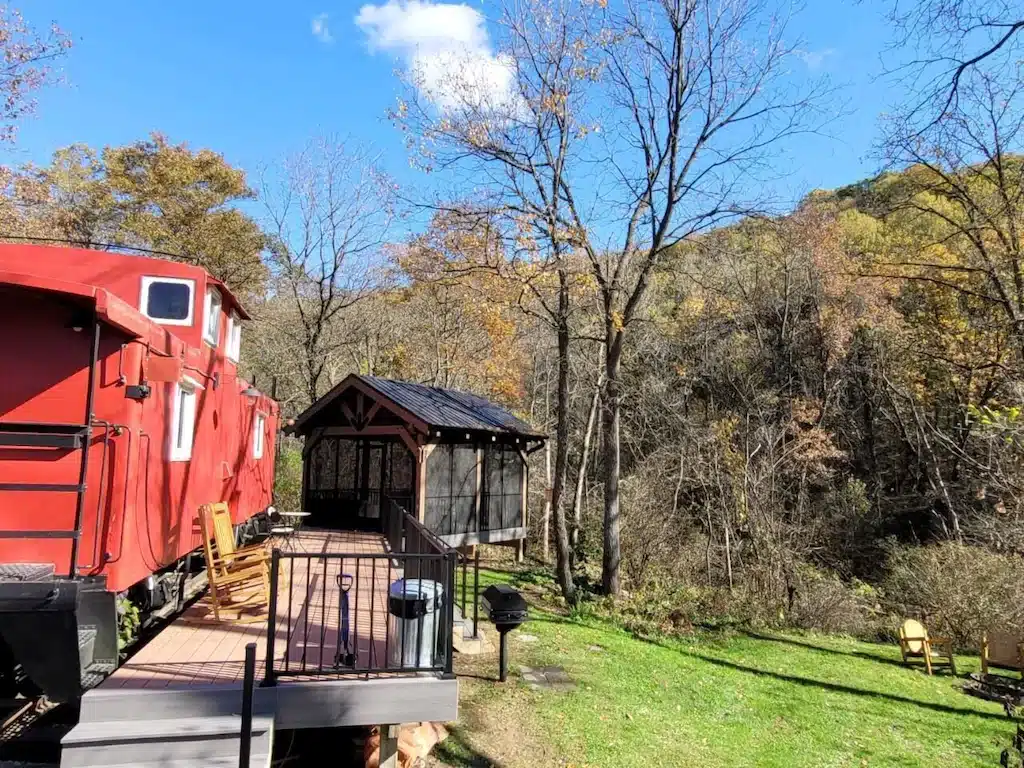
(239, 642, 257, 768)
(453, 548, 481, 640)
(395, 497, 481, 640)
(263, 512, 456, 686)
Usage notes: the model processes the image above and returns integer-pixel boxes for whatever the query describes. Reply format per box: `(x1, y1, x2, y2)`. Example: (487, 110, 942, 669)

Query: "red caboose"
(0, 243, 279, 700)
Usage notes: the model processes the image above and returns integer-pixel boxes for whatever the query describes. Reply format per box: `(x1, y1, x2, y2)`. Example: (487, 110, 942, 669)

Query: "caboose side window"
(169, 380, 198, 461)
(140, 276, 195, 326)
(253, 413, 266, 459)
(203, 286, 222, 346)
(226, 310, 242, 362)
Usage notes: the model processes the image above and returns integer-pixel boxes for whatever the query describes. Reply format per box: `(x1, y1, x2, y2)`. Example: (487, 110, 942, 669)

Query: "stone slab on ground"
(519, 665, 576, 692)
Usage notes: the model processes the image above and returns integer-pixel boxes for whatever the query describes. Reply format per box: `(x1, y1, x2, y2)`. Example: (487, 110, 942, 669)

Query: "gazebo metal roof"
(287, 374, 546, 440)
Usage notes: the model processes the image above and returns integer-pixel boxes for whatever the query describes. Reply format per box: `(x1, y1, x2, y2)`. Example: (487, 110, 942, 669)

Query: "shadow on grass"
(738, 630, 914, 671)
(523, 613, 1006, 722)
(458, 672, 501, 683)
(434, 724, 504, 767)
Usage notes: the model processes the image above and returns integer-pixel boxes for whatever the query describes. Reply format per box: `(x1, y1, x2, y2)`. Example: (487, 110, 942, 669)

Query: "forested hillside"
(249, 162, 1024, 644)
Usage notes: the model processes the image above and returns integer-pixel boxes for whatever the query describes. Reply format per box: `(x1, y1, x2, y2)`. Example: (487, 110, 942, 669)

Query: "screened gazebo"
(285, 374, 545, 548)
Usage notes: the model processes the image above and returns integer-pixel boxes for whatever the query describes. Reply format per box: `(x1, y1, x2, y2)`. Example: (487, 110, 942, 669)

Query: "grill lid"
(481, 584, 528, 622)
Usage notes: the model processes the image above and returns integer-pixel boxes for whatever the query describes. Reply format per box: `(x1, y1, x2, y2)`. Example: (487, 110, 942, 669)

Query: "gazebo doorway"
(305, 437, 415, 530)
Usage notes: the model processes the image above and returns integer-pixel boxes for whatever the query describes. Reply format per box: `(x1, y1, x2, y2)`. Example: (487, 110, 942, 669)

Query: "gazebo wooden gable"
(286, 374, 545, 548)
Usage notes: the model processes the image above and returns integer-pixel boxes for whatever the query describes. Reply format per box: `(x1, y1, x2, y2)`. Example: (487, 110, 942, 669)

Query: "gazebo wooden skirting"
(285, 374, 546, 549)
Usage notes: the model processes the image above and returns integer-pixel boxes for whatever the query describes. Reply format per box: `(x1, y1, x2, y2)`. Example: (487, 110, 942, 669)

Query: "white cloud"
(312, 13, 334, 44)
(796, 48, 835, 70)
(354, 0, 517, 114)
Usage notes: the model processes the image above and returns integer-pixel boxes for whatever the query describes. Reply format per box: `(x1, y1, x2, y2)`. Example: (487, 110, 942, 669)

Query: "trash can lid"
(389, 578, 444, 601)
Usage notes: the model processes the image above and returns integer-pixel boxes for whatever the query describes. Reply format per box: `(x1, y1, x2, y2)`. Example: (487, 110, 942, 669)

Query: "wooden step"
(78, 686, 274, 724)
(59, 715, 273, 768)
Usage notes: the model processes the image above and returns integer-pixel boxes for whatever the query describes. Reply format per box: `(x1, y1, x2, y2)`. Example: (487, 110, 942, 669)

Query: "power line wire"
(0, 233, 199, 263)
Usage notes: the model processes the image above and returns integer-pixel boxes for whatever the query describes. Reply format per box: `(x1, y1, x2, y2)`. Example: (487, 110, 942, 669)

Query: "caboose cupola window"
(140, 276, 195, 326)
(203, 286, 222, 346)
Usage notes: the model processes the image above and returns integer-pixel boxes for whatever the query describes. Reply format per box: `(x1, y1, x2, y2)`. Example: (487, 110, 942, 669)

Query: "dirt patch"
(428, 649, 561, 768)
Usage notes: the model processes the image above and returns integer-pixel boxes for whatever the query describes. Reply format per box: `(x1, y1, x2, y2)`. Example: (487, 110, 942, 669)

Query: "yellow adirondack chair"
(981, 630, 1024, 678)
(198, 502, 271, 622)
(898, 618, 956, 675)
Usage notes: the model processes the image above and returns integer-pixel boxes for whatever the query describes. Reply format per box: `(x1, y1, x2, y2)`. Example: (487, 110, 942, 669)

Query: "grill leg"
(499, 631, 509, 683)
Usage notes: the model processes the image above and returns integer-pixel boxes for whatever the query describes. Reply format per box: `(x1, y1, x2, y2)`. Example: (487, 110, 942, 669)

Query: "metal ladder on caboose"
(0, 315, 116, 702)
(0, 316, 101, 577)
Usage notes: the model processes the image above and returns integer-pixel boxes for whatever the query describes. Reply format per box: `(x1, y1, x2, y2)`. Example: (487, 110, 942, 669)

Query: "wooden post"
(418, 442, 437, 524)
(378, 724, 401, 768)
(475, 443, 483, 535)
(520, 450, 528, 530)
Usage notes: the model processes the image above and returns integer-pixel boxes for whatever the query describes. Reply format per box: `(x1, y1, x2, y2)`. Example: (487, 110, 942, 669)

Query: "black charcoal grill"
(481, 584, 528, 682)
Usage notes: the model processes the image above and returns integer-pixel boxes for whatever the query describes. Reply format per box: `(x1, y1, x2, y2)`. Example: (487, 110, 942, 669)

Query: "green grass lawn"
(437, 566, 1011, 768)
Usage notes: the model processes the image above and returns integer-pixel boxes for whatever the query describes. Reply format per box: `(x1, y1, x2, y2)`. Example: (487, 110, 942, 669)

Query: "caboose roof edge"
(0, 242, 253, 320)
(0, 269, 156, 339)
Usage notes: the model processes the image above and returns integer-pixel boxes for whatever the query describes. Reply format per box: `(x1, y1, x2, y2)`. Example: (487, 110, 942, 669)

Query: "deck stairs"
(452, 604, 491, 655)
(59, 713, 274, 768)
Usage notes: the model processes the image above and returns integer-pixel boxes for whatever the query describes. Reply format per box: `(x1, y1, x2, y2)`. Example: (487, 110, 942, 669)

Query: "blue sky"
(12, 0, 899, 208)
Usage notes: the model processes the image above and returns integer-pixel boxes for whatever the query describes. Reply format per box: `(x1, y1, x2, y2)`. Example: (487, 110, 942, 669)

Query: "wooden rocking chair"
(981, 630, 1024, 678)
(898, 618, 957, 675)
(198, 502, 271, 622)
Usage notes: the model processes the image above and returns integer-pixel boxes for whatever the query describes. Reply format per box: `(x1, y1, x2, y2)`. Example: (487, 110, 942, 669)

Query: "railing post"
(473, 547, 480, 639)
(443, 551, 456, 677)
(263, 548, 280, 686)
(239, 642, 256, 768)
(460, 554, 467, 624)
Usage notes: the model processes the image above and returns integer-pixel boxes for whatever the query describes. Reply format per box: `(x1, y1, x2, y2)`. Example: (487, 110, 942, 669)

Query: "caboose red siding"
(0, 243, 278, 593)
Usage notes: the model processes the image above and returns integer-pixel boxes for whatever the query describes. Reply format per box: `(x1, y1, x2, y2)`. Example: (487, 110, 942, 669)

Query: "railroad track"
(0, 696, 72, 767)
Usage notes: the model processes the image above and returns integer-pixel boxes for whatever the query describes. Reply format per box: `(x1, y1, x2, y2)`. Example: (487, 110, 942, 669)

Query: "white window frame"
(168, 378, 201, 462)
(140, 276, 196, 326)
(252, 413, 266, 460)
(203, 286, 222, 346)
(226, 310, 242, 362)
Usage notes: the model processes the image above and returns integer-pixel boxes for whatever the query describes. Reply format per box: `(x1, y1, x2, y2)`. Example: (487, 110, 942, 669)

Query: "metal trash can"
(387, 578, 443, 669)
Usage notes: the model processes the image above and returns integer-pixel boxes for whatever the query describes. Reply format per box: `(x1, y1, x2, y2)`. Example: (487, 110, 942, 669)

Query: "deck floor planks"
(103, 529, 397, 690)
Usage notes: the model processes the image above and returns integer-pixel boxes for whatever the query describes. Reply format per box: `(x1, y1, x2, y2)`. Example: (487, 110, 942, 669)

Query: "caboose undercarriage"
(0, 565, 117, 702)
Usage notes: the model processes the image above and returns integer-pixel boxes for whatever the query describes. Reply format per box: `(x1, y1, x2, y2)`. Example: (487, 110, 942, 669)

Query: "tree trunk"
(570, 359, 602, 557)
(542, 355, 552, 562)
(601, 328, 623, 596)
(543, 440, 552, 562)
(723, 519, 734, 591)
(550, 269, 577, 605)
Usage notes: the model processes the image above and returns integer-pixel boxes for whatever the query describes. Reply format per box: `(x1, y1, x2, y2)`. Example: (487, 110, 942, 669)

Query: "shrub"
(787, 563, 882, 637)
(608, 560, 883, 641)
(273, 439, 303, 512)
(611, 580, 773, 638)
(882, 541, 1024, 649)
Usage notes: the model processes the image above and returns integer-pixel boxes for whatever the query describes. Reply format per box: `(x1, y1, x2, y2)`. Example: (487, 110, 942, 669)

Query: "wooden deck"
(103, 529, 398, 690)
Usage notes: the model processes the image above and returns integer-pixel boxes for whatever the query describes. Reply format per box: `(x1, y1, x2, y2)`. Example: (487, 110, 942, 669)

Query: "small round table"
(271, 511, 311, 551)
